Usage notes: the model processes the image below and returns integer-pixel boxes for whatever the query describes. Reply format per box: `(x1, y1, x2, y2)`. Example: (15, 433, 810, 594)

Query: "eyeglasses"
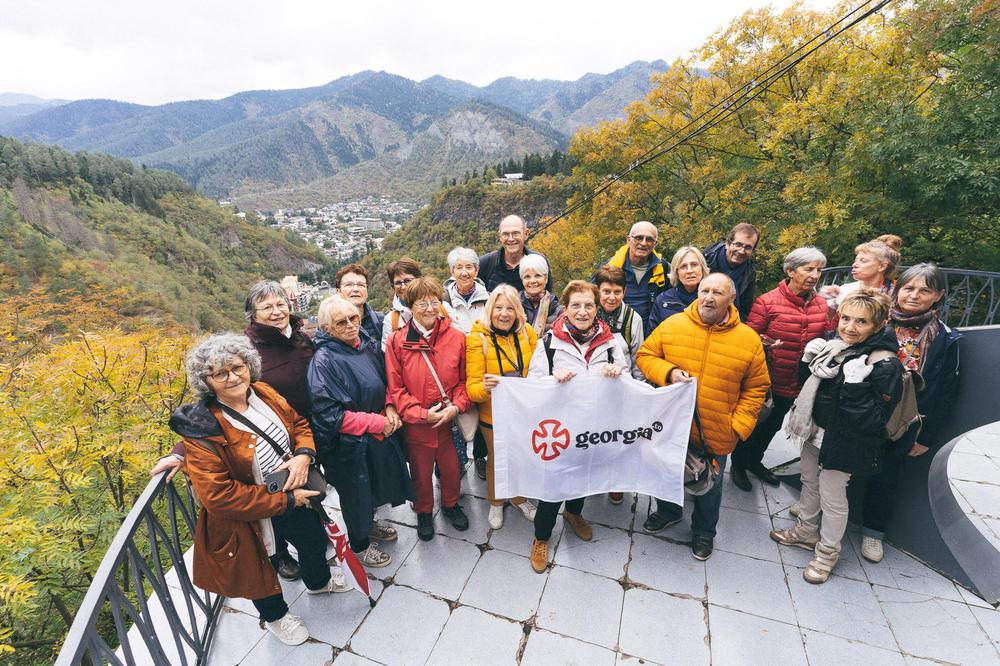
(332, 314, 361, 330)
(392, 277, 416, 288)
(340, 281, 367, 289)
(412, 300, 441, 311)
(500, 231, 523, 240)
(567, 302, 597, 311)
(255, 301, 289, 314)
(209, 364, 248, 382)
(630, 234, 657, 245)
(728, 241, 756, 253)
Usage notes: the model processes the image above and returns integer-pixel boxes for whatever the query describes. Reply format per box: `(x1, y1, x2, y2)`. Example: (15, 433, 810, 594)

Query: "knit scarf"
(891, 307, 939, 370)
(785, 338, 850, 448)
(597, 304, 623, 333)
(565, 320, 599, 346)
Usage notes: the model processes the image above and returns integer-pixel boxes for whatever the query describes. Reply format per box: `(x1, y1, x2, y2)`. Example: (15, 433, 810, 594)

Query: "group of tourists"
(155, 214, 960, 646)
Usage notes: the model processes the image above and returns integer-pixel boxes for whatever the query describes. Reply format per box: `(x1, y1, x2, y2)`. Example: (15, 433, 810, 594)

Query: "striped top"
(221, 390, 292, 477)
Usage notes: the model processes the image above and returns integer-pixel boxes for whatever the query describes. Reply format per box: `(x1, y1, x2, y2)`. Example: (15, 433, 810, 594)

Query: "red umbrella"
(312, 500, 376, 607)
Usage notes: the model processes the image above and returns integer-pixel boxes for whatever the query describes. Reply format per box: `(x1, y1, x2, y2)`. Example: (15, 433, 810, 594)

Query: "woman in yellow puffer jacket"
(466, 284, 539, 530)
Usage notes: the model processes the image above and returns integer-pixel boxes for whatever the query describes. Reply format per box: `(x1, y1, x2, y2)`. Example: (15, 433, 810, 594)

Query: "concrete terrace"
(203, 429, 1000, 666)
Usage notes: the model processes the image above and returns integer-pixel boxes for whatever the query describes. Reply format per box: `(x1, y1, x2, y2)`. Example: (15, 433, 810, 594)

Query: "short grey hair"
(783, 247, 827, 273)
(317, 294, 358, 329)
(186, 333, 262, 399)
(447, 247, 480, 271)
(244, 281, 292, 322)
(518, 253, 550, 278)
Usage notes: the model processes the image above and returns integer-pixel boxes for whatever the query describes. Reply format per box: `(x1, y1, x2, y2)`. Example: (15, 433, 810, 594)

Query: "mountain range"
(0, 61, 667, 208)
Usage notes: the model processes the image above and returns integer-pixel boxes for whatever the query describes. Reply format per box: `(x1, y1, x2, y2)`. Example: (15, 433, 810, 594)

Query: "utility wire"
(532, 0, 894, 236)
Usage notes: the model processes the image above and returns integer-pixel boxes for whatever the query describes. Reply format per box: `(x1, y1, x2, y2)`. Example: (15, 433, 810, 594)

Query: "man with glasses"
(478, 215, 553, 292)
(336, 264, 384, 343)
(704, 223, 760, 321)
(602, 221, 666, 333)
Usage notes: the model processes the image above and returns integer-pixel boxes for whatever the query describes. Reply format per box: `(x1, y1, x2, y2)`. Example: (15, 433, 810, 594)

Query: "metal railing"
(820, 266, 1000, 328)
(55, 473, 224, 666)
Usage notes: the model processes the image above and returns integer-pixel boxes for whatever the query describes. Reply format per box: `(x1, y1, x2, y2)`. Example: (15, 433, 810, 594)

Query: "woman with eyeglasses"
(385, 277, 472, 541)
(169, 333, 348, 647)
(307, 295, 413, 568)
(336, 263, 384, 343)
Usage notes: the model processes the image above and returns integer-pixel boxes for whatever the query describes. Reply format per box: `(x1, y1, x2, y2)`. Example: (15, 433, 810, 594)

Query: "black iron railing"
(55, 473, 224, 666)
(820, 266, 1000, 328)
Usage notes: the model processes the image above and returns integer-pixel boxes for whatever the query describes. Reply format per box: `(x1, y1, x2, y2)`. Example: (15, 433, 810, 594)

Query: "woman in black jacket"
(770, 289, 903, 584)
(859, 263, 961, 563)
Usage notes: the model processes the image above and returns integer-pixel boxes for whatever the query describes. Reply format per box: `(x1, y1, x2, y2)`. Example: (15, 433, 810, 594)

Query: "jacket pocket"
(208, 530, 240, 563)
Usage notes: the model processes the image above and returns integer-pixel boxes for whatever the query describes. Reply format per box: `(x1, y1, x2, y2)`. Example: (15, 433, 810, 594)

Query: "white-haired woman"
(168, 334, 348, 647)
(732, 247, 834, 491)
(444, 247, 490, 333)
(649, 246, 710, 330)
(519, 254, 563, 336)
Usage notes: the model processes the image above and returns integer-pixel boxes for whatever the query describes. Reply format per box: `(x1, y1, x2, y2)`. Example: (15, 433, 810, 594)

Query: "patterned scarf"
(890, 307, 940, 371)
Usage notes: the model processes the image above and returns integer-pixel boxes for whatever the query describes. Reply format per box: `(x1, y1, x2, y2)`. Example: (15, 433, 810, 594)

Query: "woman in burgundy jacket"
(732, 247, 833, 491)
(385, 277, 472, 541)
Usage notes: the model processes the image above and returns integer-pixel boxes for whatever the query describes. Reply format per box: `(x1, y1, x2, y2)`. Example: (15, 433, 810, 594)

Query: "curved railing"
(821, 266, 1000, 327)
(55, 473, 225, 666)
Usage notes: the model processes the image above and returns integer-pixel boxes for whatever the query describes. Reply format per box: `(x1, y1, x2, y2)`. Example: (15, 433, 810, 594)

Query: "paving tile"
(627, 533, 706, 598)
(535, 565, 624, 650)
(366, 522, 419, 582)
(583, 493, 637, 530)
(616, 653, 665, 666)
(332, 651, 385, 665)
(713, 506, 782, 563)
(875, 585, 998, 664)
(635, 494, 694, 541)
(206, 608, 265, 666)
(619, 588, 709, 665)
(800, 629, 905, 666)
(708, 604, 807, 665)
(553, 523, 631, 580)
(948, 451, 1000, 484)
(520, 628, 617, 666)
(769, 517, 867, 582)
(459, 549, 547, 621)
(705, 550, 795, 624)
(762, 480, 802, 517)
(489, 508, 562, 557)
(721, 476, 770, 515)
(971, 605, 1000, 652)
(857, 540, 964, 602)
(377, 500, 419, 527)
(785, 565, 896, 650)
(952, 480, 1000, 520)
(288, 579, 385, 648)
(957, 583, 996, 609)
(426, 605, 523, 665)
(460, 461, 489, 500)
(393, 533, 482, 601)
(974, 516, 1000, 551)
(349, 585, 450, 666)
(240, 638, 334, 666)
(118, 592, 200, 666)
(436, 496, 492, 544)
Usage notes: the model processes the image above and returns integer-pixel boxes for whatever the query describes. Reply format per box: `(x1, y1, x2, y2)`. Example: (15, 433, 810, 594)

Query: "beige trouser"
(480, 425, 525, 508)
(797, 440, 851, 555)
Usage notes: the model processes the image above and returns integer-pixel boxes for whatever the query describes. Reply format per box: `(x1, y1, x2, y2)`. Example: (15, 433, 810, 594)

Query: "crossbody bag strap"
(691, 408, 709, 454)
(217, 402, 291, 462)
(419, 350, 451, 404)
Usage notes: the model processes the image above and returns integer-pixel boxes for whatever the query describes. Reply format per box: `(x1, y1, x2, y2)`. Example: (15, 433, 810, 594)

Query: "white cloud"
(0, 0, 839, 104)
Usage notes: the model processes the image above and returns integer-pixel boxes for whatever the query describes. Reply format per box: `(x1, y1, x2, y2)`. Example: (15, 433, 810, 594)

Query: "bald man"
(636, 273, 770, 560)
(478, 214, 553, 292)
(601, 221, 667, 333)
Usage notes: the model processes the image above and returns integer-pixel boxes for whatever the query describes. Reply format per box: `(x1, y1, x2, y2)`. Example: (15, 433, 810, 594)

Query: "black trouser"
(861, 443, 907, 539)
(473, 427, 488, 460)
(534, 497, 585, 541)
(251, 505, 331, 622)
(731, 395, 795, 470)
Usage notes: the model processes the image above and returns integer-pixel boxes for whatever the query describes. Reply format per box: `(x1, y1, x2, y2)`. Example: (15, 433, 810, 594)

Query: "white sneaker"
(861, 535, 884, 563)
(306, 568, 351, 594)
(266, 612, 309, 646)
(488, 504, 504, 529)
(515, 501, 537, 522)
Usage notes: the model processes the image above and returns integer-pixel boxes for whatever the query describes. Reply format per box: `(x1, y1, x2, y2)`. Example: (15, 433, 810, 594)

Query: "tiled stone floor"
(195, 430, 1000, 665)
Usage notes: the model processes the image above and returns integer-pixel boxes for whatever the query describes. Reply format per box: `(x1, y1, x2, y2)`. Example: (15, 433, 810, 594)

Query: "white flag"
(492, 375, 696, 506)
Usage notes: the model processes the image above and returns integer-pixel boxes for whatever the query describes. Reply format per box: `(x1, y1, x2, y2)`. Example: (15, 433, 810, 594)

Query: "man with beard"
(478, 215, 553, 292)
(636, 273, 770, 560)
(703, 223, 761, 321)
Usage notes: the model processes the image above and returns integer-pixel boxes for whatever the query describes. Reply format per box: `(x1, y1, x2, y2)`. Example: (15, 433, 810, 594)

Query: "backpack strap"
(621, 307, 634, 349)
(543, 332, 555, 376)
(391, 310, 401, 331)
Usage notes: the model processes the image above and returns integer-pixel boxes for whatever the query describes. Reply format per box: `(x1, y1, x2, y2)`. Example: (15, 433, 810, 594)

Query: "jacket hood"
(682, 300, 741, 330)
(245, 314, 304, 346)
(444, 278, 489, 304)
(169, 400, 223, 439)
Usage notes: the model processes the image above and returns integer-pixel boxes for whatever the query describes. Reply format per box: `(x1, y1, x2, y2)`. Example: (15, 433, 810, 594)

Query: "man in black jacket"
(478, 215, 553, 292)
(704, 223, 759, 321)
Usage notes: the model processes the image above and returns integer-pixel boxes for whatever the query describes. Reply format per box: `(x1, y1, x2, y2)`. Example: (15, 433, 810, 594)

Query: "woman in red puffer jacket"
(731, 247, 834, 491)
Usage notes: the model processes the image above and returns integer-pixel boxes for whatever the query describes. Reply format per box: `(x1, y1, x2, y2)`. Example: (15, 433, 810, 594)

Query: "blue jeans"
(656, 454, 728, 539)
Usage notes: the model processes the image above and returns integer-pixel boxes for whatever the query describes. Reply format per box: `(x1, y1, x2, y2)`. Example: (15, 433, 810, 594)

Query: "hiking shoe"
(770, 524, 820, 551)
(274, 552, 300, 581)
(355, 543, 392, 568)
(442, 504, 469, 531)
(306, 569, 351, 594)
(643, 510, 682, 533)
(732, 466, 752, 492)
(609, 492, 624, 505)
(692, 535, 714, 561)
(369, 520, 398, 542)
(530, 539, 548, 573)
(488, 504, 504, 530)
(417, 512, 435, 541)
(564, 511, 592, 541)
(266, 613, 308, 646)
(861, 535, 884, 563)
(475, 457, 487, 480)
(748, 462, 780, 487)
(515, 500, 537, 522)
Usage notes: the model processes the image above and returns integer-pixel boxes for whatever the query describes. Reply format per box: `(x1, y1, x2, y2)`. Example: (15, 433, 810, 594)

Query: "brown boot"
(530, 538, 548, 573)
(564, 512, 593, 541)
(804, 543, 839, 584)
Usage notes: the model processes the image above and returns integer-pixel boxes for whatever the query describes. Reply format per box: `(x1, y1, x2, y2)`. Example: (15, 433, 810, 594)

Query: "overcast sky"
(1, 0, 837, 105)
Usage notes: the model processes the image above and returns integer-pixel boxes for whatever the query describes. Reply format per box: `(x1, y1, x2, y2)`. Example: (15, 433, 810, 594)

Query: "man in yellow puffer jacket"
(636, 273, 770, 561)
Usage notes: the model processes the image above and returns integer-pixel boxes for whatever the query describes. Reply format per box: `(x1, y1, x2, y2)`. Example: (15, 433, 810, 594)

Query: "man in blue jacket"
(602, 221, 666, 333)
(703, 223, 760, 321)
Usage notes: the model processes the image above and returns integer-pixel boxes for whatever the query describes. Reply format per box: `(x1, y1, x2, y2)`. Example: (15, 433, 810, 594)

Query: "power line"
(531, 0, 895, 236)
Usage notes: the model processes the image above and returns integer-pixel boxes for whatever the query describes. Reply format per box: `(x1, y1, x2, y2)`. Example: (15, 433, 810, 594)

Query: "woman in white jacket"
(525, 280, 629, 573)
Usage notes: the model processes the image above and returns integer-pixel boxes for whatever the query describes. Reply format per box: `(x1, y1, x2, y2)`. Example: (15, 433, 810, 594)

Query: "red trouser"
(405, 428, 461, 514)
